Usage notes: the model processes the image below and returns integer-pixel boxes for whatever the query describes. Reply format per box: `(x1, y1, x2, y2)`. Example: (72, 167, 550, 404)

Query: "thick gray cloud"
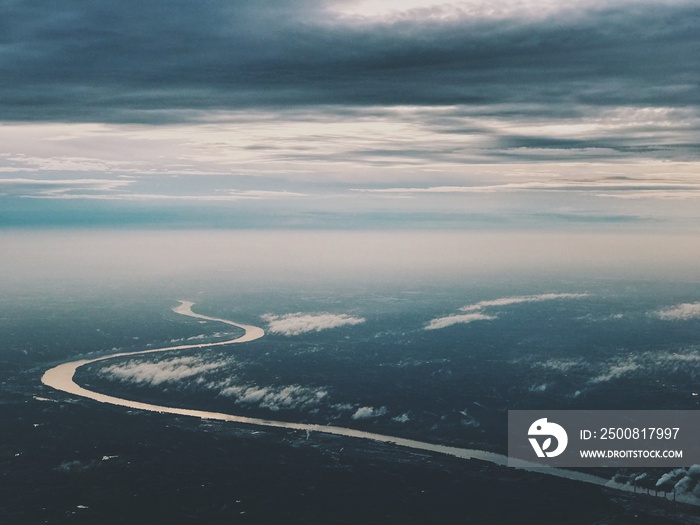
(1, 1, 699, 231)
(0, 0, 698, 122)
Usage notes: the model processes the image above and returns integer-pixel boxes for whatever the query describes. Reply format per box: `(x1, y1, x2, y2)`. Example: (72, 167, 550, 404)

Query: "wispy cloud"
(26, 190, 307, 201)
(167, 332, 238, 344)
(220, 383, 328, 412)
(355, 180, 700, 193)
(0, 177, 132, 197)
(656, 302, 700, 321)
(459, 293, 589, 312)
(596, 191, 700, 200)
(528, 348, 700, 388)
(589, 358, 641, 384)
(0, 170, 307, 203)
(351, 406, 388, 420)
(0, 153, 148, 173)
(332, 0, 683, 24)
(100, 356, 228, 386)
(534, 358, 587, 373)
(596, 350, 700, 382)
(658, 351, 700, 363)
(425, 312, 495, 330)
(353, 180, 700, 200)
(262, 312, 366, 336)
(425, 293, 588, 330)
(101, 354, 331, 412)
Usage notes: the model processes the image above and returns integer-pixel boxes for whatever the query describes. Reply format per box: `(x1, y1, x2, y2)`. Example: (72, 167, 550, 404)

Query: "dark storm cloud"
(0, 0, 698, 123)
(493, 135, 700, 161)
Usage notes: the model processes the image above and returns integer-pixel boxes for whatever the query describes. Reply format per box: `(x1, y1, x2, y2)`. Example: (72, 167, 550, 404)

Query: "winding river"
(41, 301, 690, 503)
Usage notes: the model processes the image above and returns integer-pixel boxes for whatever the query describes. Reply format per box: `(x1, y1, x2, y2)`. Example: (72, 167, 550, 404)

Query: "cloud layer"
(459, 293, 589, 312)
(426, 293, 588, 330)
(1, 1, 698, 123)
(97, 353, 393, 419)
(99, 354, 331, 412)
(1, 1, 699, 231)
(425, 312, 495, 330)
(351, 406, 388, 420)
(530, 348, 700, 390)
(262, 312, 366, 336)
(101, 356, 228, 386)
(220, 383, 328, 412)
(656, 302, 700, 321)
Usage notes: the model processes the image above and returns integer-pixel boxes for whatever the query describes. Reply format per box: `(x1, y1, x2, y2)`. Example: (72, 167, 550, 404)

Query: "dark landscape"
(3, 281, 700, 524)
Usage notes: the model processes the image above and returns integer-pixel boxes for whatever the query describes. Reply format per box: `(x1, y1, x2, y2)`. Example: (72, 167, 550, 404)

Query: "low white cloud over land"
(262, 312, 366, 336)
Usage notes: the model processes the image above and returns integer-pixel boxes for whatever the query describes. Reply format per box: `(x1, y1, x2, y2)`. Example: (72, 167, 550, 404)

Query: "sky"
(1, 0, 699, 230)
